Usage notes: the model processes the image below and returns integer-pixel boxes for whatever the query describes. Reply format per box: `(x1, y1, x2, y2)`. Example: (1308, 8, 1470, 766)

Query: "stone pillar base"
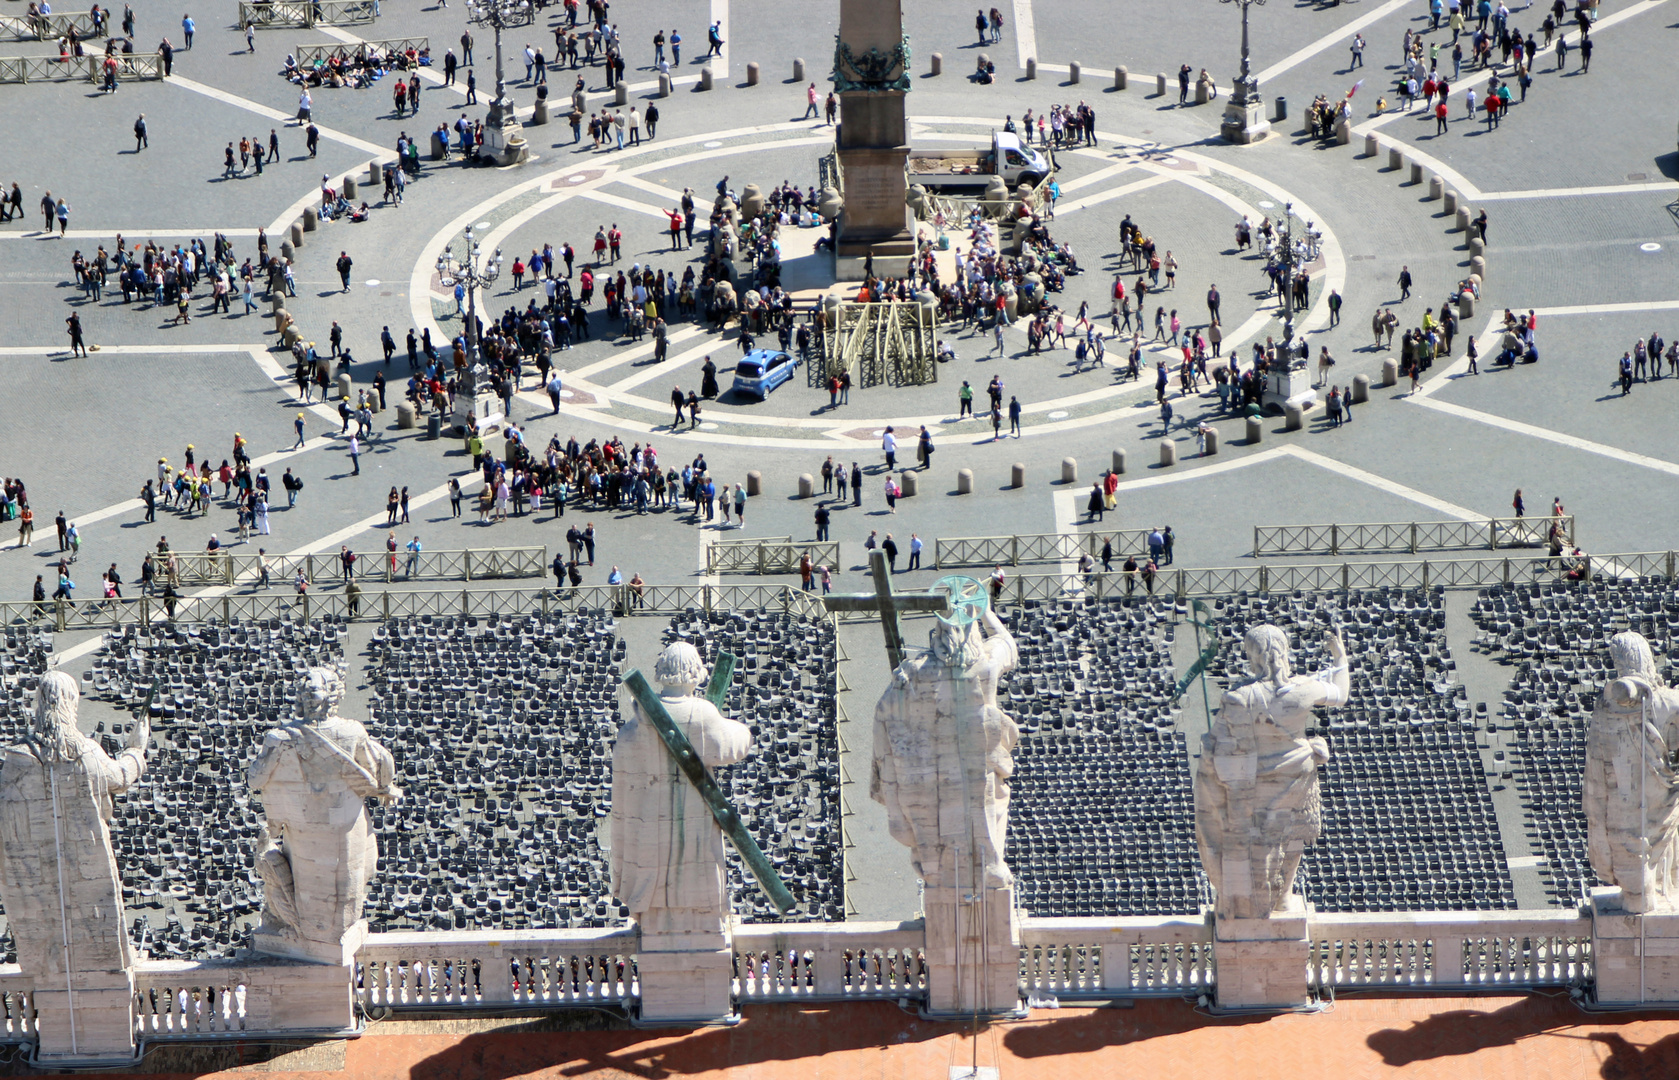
(482, 114, 529, 166)
(32, 973, 135, 1065)
(1220, 99, 1270, 145)
(1213, 903, 1312, 1010)
(635, 946, 737, 1026)
(250, 919, 367, 967)
(922, 884, 1022, 1018)
(1590, 887, 1679, 1005)
(241, 959, 357, 1032)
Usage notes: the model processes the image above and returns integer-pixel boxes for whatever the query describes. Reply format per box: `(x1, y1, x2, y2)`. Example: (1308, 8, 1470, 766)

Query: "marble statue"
(1196, 625, 1349, 920)
(871, 604, 1020, 890)
(0, 671, 149, 979)
(608, 642, 752, 937)
(249, 666, 400, 964)
(1585, 631, 1679, 913)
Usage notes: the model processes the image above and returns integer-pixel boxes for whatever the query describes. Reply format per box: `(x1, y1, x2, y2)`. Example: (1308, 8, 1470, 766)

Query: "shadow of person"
(1591, 1030, 1679, 1080)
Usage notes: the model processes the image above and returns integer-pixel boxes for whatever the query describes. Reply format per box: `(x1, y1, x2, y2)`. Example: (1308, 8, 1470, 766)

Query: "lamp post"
(465, 0, 533, 165)
(1262, 202, 1306, 412)
(1218, 0, 1271, 144)
(435, 226, 503, 432)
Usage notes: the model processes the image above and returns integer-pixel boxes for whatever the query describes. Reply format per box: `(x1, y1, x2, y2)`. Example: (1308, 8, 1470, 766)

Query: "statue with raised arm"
(1585, 631, 1679, 914)
(0, 671, 149, 980)
(248, 666, 400, 964)
(1196, 624, 1349, 920)
(608, 642, 753, 938)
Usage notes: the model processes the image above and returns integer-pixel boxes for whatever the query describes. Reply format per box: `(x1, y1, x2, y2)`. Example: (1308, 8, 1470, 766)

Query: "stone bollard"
(1195, 76, 1209, 104)
(1364, 133, 1379, 157)
(1468, 236, 1484, 257)
(792, 57, 804, 81)
(931, 52, 942, 76)
(1156, 72, 1167, 96)
(659, 73, 672, 97)
(1061, 457, 1077, 484)
(899, 469, 918, 497)
(272, 308, 289, 333)
(746, 61, 759, 86)
(1444, 189, 1459, 213)
(1025, 57, 1036, 80)
(1352, 374, 1370, 403)
(343, 175, 357, 199)
(1203, 429, 1219, 456)
(280, 239, 295, 262)
(270, 292, 286, 313)
(1335, 119, 1349, 145)
(699, 67, 714, 90)
(1381, 358, 1399, 386)
(1011, 463, 1025, 489)
(1429, 175, 1444, 200)
(1455, 206, 1471, 232)
(368, 161, 381, 186)
(798, 473, 816, 498)
(1470, 254, 1487, 280)
(302, 207, 318, 232)
(290, 222, 304, 247)
(396, 402, 417, 429)
(532, 97, 549, 125)
(1458, 292, 1475, 318)
(1160, 440, 1177, 467)
(613, 82, 628, 105)
(1114, 66, 1127, 90)
(336, 372, 352, 401)
(1387, 147, 1403, 172)
(1069, 60, 1080, 84)
(746, 471, 762, 496)
(1246, 416, 1263, 444)
(957, 468, 974, 494)
(1408, 161, 1423, 185)
(1112, 448, 1126, 475)
(1284, 404, 1303, 432)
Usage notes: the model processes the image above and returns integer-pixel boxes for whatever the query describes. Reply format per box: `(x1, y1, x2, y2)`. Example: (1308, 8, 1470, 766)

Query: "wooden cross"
(823, 549, 950, 671)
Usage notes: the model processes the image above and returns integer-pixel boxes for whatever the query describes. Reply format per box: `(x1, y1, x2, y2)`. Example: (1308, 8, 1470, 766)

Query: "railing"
(294, 36, 428, 67)
(133, 961, 251, 1038)
(357, 929, 637, 1011)
(936, 531, 1153, 570)
(0, 54, 90, 82)
(1308, 910, 1592, 992)
(239, 0, 375, 29)
(1019, 916, 1213, 999)
(733, 922, 927, 1001)
(156, 547, 546, 587)
(0, 11, 98, 39)
(1254, 516, 1575, 557)
(707, 538, 840, 575)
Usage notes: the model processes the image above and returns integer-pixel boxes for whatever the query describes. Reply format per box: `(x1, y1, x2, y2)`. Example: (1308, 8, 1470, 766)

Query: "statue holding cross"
(824, 549, 954, 670)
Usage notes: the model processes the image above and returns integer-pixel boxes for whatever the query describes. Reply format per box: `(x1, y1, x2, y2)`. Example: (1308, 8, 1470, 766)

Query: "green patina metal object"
(621, 652, 795, 914)
(825, 550, 951, 671)
(832, 33, 911, 93)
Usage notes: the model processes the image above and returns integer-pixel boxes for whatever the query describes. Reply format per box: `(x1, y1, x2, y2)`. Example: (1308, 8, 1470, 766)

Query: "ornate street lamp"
(465, 0, 533, 165)
(1218, 0, 1271, 144)
(1262, 202, 1308, 412)
(435, 226, 503, 432)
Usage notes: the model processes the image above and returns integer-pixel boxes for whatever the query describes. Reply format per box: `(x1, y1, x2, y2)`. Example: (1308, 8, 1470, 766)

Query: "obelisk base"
(921, 884, 1022, 1018)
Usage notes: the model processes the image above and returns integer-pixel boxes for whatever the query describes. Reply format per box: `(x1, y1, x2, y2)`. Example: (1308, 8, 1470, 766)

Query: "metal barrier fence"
(238, 0, 375, 29)
(707, 539, 840, 575)
(1254, 516, 1575, 557)
(156, 546, 546, 587)
(935, 531, 1154, 570)
(0, 11, 98, 39)
(0, 582, 843, 631)
(293, 36, 428, 67)
(0, 52, 164, 83)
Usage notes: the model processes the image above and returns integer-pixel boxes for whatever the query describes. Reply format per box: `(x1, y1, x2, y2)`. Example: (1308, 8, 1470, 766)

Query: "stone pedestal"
(1220, 98, 1269, 144)
(637, 935, 736, 1025)
(252, 919, 367, 968)
(243, 959, 357, 1031)
(834, 0, 914, 280)
(1263, 365, 1315, 412)
(32, 973, 135, 1065)
(922, 885, 1021, 1017)
(1214, 902, 1312, 1010)
(453, 392, 502, 436)
(481, 100, 529, 166)
(1591, 887, 1679, 1005)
